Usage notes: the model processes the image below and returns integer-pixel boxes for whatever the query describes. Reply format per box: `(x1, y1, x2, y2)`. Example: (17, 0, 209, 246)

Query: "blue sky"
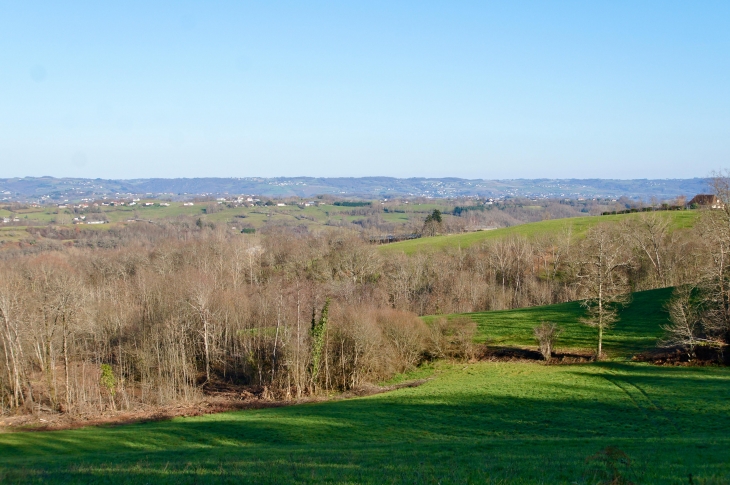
(1, 1, 728, 179)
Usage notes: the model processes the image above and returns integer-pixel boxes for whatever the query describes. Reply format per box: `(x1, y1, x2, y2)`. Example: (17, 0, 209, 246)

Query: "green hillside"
(380, 210, 699, 255)
(429, 287, 674, 358)
(1, 360, 729, 483)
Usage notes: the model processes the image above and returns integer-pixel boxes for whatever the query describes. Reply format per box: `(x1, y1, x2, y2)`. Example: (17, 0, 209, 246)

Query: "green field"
(1, 359, 729, 484)
(2, 287, 729, 483)
(431, 287, 674, 358)
(380, 210, 699, 255)
(3, 201, 422, 235)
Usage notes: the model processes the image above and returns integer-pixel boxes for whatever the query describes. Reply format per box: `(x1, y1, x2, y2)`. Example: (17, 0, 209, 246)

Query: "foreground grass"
(1, 361, 729, 484)
(433, 287, 673, 358)
(380, 210, 699, 255)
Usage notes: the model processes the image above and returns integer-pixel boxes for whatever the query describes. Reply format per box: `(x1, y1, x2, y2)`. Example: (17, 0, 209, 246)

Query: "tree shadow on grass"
(2, 400, 729, 482)
(1, 362, 729, 483)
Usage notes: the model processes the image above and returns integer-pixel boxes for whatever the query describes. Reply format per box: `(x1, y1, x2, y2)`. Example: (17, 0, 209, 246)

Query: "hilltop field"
(2, 285, 729, 484)
(379, 210, 699, 255)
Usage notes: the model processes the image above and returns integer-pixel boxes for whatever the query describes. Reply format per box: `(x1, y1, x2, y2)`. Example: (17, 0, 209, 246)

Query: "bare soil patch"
(0, 379, 430, 433)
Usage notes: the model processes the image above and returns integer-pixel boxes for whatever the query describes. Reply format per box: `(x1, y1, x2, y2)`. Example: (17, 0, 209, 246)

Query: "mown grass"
(1, 361, 729, 484)
(379, 210, 699, 255)
(429, 287, 674, 358)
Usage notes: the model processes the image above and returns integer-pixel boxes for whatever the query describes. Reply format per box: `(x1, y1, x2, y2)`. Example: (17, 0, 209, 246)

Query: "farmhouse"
(689, 194, 725, 209)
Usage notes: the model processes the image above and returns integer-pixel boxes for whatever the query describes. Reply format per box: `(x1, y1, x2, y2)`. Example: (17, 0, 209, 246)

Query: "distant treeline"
(452, 205, 488, 216)
(333, 201, 371, 207)
(602, 205, 687, 216)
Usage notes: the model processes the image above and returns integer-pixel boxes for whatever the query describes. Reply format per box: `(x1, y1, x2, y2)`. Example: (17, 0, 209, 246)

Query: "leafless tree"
(573, 224, 633, 358)
(624, 212, 673, 288)
(660, 285, 722, 359)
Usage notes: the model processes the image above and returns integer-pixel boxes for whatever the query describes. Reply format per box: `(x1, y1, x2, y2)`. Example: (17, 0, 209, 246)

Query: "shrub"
(533, 321, 560, 361)
(376, 309, 429, 372)
(428, 317, 477, 361)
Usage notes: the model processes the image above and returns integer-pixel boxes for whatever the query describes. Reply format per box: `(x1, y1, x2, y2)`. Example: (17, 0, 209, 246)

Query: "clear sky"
(1, 1, 729, 179)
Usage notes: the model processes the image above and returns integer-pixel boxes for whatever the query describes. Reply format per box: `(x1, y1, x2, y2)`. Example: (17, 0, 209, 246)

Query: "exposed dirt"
(477, 345, 595, 364)
(0, 379, 431, 433)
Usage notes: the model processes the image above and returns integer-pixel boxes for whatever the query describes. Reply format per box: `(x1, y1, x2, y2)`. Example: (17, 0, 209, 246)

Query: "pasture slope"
(445, 287, 675, 358)
(379, 210, 699, 255)
(2, 287, 729, 484)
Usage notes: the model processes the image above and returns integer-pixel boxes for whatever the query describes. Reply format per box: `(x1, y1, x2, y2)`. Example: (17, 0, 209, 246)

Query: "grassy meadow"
(432, 287, 674, 358)
(1, 360, 729, 484)
(379, 210, 699, 255)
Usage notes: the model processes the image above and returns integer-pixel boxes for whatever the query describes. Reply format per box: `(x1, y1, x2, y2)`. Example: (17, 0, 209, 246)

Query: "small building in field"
(689, 194, 725, 209)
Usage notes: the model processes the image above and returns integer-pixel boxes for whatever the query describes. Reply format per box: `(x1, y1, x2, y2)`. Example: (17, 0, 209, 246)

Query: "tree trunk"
(63, 328, 70, 413)
(203, 317, 211, 383)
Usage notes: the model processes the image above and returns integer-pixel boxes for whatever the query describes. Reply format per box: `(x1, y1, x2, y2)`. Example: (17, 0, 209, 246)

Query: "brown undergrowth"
(632, 346, 729, 366)
(477, 345, 595, 364)
(0, 378, 431, 433)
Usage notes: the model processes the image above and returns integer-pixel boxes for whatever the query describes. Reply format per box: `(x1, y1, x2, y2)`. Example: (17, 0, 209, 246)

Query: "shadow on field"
(1, 363, 729, 483)
(478, 345, 595, 363)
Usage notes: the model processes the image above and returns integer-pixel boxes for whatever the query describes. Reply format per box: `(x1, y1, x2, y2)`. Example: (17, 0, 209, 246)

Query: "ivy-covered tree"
(310, 299, 330, 391)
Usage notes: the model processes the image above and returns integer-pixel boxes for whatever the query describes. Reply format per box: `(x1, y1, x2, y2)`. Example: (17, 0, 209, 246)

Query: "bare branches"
(573, 224, 634, 358)
(660, 285, 723, 359)
(533, 321, 561, 361)
(0, 207, 705, 416)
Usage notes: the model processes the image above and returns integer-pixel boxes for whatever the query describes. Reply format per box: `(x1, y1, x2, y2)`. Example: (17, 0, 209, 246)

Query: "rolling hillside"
(379, 210, 699, 255)
(427, 287, 674, 358)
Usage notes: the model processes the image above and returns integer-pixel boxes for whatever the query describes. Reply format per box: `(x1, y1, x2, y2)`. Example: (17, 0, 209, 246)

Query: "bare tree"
(624, 212, 672, 288)
(573, 224, 633, 358)
(0, 271, 27, 409)
(695, 171, 730, 347)
(188, 279, 216, 384)
(660, 285, 722, 360)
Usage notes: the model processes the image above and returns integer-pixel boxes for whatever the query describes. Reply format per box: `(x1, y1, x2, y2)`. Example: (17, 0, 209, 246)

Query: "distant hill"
(379, 210, 699, 255)
(0, 176, 711, 202)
